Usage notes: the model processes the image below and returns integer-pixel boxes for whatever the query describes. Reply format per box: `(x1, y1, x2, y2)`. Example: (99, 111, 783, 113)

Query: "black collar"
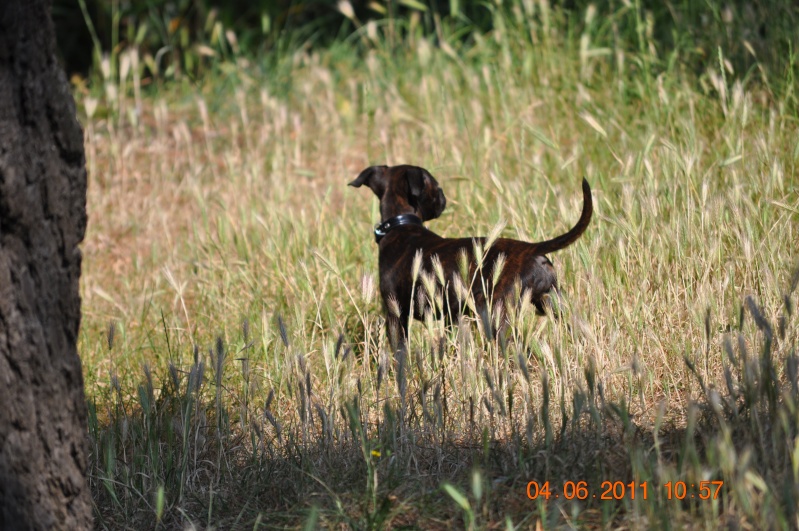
(374, 214, 424, 243)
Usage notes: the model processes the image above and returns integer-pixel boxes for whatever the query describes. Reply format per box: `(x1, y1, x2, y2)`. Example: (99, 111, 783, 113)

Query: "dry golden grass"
(78, 19, 798, 530)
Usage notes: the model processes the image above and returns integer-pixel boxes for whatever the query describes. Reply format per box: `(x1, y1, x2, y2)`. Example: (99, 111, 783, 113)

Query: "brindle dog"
(349, 164, 592, 348)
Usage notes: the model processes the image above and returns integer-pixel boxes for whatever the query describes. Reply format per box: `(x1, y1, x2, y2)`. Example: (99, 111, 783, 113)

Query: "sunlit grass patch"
(77, 3, 798, 528)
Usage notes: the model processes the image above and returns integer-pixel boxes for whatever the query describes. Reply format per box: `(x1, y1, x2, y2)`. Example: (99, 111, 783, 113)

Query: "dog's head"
(349, 165, 447, 222)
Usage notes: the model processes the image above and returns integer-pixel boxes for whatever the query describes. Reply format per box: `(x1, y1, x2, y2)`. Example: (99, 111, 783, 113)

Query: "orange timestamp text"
(526, 480, 724, 501)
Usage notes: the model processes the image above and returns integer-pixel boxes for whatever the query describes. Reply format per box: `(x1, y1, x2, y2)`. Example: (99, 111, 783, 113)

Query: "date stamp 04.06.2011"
(526, 481, 724, 501)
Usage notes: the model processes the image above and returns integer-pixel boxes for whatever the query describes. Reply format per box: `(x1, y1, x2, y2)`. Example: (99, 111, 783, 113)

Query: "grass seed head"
(457, 248, 470, 282)
(362, 274, 375, 304)
(277, 315, 289, 347)
(107, 321, 116, 350)
(491, 252, 506, 289)
(388, 294, 402, 318)
(431, 254, 445, 286)
(485, 218, 506, 251)
(412, 249, 423, 283)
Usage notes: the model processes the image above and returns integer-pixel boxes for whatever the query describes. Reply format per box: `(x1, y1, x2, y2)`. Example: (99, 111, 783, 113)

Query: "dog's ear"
(349, 166, 388, 197)
(406, 167, 427, 200)
(407, 167, 447, 220)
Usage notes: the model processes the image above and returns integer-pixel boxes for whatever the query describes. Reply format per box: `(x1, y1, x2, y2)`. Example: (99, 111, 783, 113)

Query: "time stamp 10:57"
(526, 481, 724, 501)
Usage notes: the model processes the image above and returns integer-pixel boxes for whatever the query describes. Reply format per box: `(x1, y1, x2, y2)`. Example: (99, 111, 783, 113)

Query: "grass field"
(75, 3, 799, 529)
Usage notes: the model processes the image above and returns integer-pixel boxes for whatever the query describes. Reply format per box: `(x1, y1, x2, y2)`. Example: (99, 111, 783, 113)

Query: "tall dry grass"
(77, 3, 798, 529)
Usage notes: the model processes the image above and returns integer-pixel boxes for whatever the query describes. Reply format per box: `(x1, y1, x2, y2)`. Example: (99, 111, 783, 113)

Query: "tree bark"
(0, 0, 92, 529)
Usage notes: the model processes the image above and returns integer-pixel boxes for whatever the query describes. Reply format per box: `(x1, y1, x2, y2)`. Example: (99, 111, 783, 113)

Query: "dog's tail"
(532, 178, 593, 255)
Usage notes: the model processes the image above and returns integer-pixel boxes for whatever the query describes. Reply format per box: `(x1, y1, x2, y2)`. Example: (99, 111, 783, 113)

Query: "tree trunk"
(0, 0, 92, 529)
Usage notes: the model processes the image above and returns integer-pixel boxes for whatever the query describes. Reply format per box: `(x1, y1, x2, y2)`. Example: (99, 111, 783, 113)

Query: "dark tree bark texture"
(0, 0, 92, 529)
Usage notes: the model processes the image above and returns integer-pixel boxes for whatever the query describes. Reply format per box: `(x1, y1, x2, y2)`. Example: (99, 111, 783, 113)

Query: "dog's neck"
(374, 214, 423, 243)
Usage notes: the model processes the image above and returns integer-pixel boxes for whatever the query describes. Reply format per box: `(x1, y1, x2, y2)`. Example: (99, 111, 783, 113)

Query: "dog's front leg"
(385, 312, 410, 356)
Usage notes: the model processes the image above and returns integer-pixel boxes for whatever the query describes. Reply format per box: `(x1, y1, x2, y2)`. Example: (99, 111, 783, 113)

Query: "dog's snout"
(437, 189, 446, 216)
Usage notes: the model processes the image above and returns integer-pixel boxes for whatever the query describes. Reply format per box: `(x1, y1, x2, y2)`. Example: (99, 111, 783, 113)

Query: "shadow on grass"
(88, 269, 798, 530)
